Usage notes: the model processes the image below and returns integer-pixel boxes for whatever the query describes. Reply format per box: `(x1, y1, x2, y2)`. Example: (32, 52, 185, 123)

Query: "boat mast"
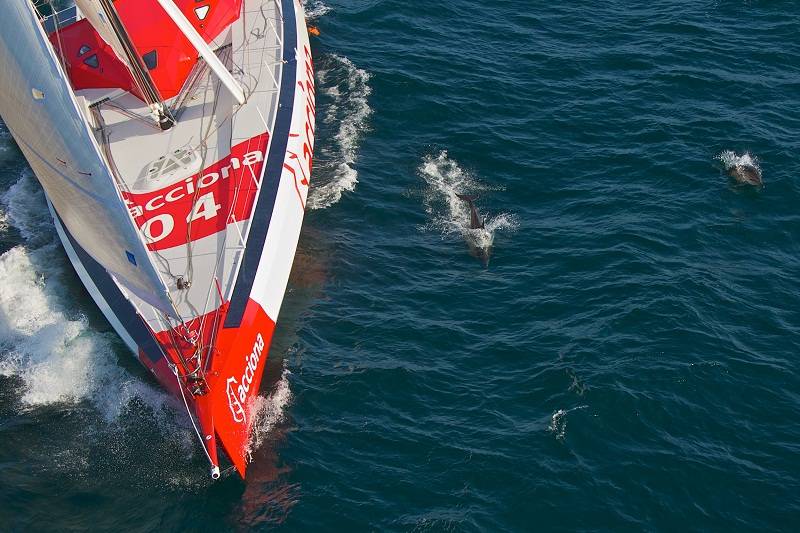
(94, 0, 175, 130)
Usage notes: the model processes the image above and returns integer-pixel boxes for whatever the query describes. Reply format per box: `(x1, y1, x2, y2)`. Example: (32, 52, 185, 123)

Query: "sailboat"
(0, 0, 315, 478)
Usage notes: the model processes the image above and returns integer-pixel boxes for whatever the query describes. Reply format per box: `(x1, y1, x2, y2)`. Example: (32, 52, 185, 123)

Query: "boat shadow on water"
(228, 226, 333, 526)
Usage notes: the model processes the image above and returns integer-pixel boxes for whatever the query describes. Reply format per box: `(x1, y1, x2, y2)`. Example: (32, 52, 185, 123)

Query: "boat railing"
(36, 3, 79, 35)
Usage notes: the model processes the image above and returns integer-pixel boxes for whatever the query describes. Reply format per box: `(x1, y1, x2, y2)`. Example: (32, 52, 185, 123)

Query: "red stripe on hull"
(210, 300, 276, 476)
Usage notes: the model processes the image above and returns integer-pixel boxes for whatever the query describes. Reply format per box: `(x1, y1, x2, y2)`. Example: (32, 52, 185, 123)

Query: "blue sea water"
(2, 0, 800, 530)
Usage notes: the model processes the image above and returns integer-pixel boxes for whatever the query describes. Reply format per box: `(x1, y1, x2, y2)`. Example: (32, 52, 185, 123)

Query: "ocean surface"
(2, 0, 800, 530)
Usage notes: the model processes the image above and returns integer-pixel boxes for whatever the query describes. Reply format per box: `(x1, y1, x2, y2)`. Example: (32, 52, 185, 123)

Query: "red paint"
(285, 44, 316, 208)
(209, 299, 276, 477)
(140, 297, 275, 478)
(50, 0, 242, 100)
(121, 133, 268, 251)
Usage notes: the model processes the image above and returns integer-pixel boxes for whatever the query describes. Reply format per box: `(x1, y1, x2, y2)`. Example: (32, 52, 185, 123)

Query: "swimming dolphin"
(456, 194, 484, 229)
(728, 163, 762, 186)
(456, 194, 491, 266)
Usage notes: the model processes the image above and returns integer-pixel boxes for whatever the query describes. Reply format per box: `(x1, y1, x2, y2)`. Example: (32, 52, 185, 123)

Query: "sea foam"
(246, 369, 293, 462)
(548, 405, 588, 442)
(419, 151, 517, 258)
(717, 150, 760, 172)
(302, 0, 331, 19)
(307, 54, 372, 210)
(0, 171, 168, 419)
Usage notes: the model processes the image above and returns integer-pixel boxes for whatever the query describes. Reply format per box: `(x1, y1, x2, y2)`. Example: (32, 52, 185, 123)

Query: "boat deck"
(70, 0, 286, 331)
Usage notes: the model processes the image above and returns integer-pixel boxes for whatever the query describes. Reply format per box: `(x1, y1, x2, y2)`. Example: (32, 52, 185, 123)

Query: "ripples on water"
(2, 0, 800, 530)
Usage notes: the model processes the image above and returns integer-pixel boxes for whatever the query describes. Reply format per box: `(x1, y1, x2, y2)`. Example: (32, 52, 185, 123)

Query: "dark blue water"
(2, 0, 800, 530)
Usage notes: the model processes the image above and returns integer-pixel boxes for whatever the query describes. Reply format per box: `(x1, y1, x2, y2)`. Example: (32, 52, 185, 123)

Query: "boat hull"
(12, 0, 316, 478)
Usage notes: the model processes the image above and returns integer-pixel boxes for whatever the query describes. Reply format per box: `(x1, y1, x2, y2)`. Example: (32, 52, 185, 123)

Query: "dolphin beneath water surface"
(728, 163, 762, 187)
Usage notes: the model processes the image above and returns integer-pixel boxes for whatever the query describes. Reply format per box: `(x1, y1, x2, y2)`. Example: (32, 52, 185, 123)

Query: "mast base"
(158, 114, 174, 130)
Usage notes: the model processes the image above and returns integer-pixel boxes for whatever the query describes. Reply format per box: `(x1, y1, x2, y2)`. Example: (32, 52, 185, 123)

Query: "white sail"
(0, 1, 176, 316)
(73, 0, 134, 70)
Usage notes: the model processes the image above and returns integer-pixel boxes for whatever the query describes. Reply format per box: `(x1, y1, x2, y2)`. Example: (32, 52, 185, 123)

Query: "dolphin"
(728, 163, 762, 187)
(456, 194, 484, 229)
(456, 194, 491, 267)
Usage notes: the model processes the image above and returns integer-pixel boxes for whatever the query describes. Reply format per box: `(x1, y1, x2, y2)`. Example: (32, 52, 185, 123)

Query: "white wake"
(419, 151, 517, 257)
(0, 171, 169, 420)
(548, 405, 588, 442)
(717, 150, 760, 172)
(717, 150, 761, 172)
(246, 369, 293, 462)
(0, 121, 10, 154)
(302, 0, 331, 19)
(307, 54, 372, 210)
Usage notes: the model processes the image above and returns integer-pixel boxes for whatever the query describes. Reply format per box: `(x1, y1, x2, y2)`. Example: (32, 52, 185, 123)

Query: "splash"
(0, 171, 172, 420)
(717, 150, 760, 172)
(307, 54, 372, 210)
(0, 171, 293, 480)
(419, 151, 517, 262)
(302, 0, 331, 19)
(0, 121, 10, 153)
(548, 405, 588, 442)
(246, 369, 292, 461)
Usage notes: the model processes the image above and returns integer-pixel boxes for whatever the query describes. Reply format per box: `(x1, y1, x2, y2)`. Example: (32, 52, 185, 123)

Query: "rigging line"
(170, 363, 214, 468)
(171, 54, 213, 117)
(92, 100, 189, 325)
(159, 46, 261, 169)
(181, 41, 260, 300)
(183, 67, 222, 285)
(179, 46, 236, 281)
(198, 36, 285, 320)
(135, 59, 231, 324)
(130, 70, 241, 337)
(102, 101, 163, 130)
(97, 0, 174, 127)
(110, 11, 280, 339)
(193, 128, 264, 329)
(195, 128, 266, 329)
(155, 11, 283, 357)
(175, 51, 233, 365)
(201, 279, 226, 374)
(161, 311, 200, 376)
(48, 0, 68, 70)
(194, 164, 250, 332)
(194, 162, 256, 329)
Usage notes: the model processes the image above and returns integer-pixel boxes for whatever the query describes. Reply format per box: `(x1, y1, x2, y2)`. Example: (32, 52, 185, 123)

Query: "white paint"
(250, 1, 314, 320)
